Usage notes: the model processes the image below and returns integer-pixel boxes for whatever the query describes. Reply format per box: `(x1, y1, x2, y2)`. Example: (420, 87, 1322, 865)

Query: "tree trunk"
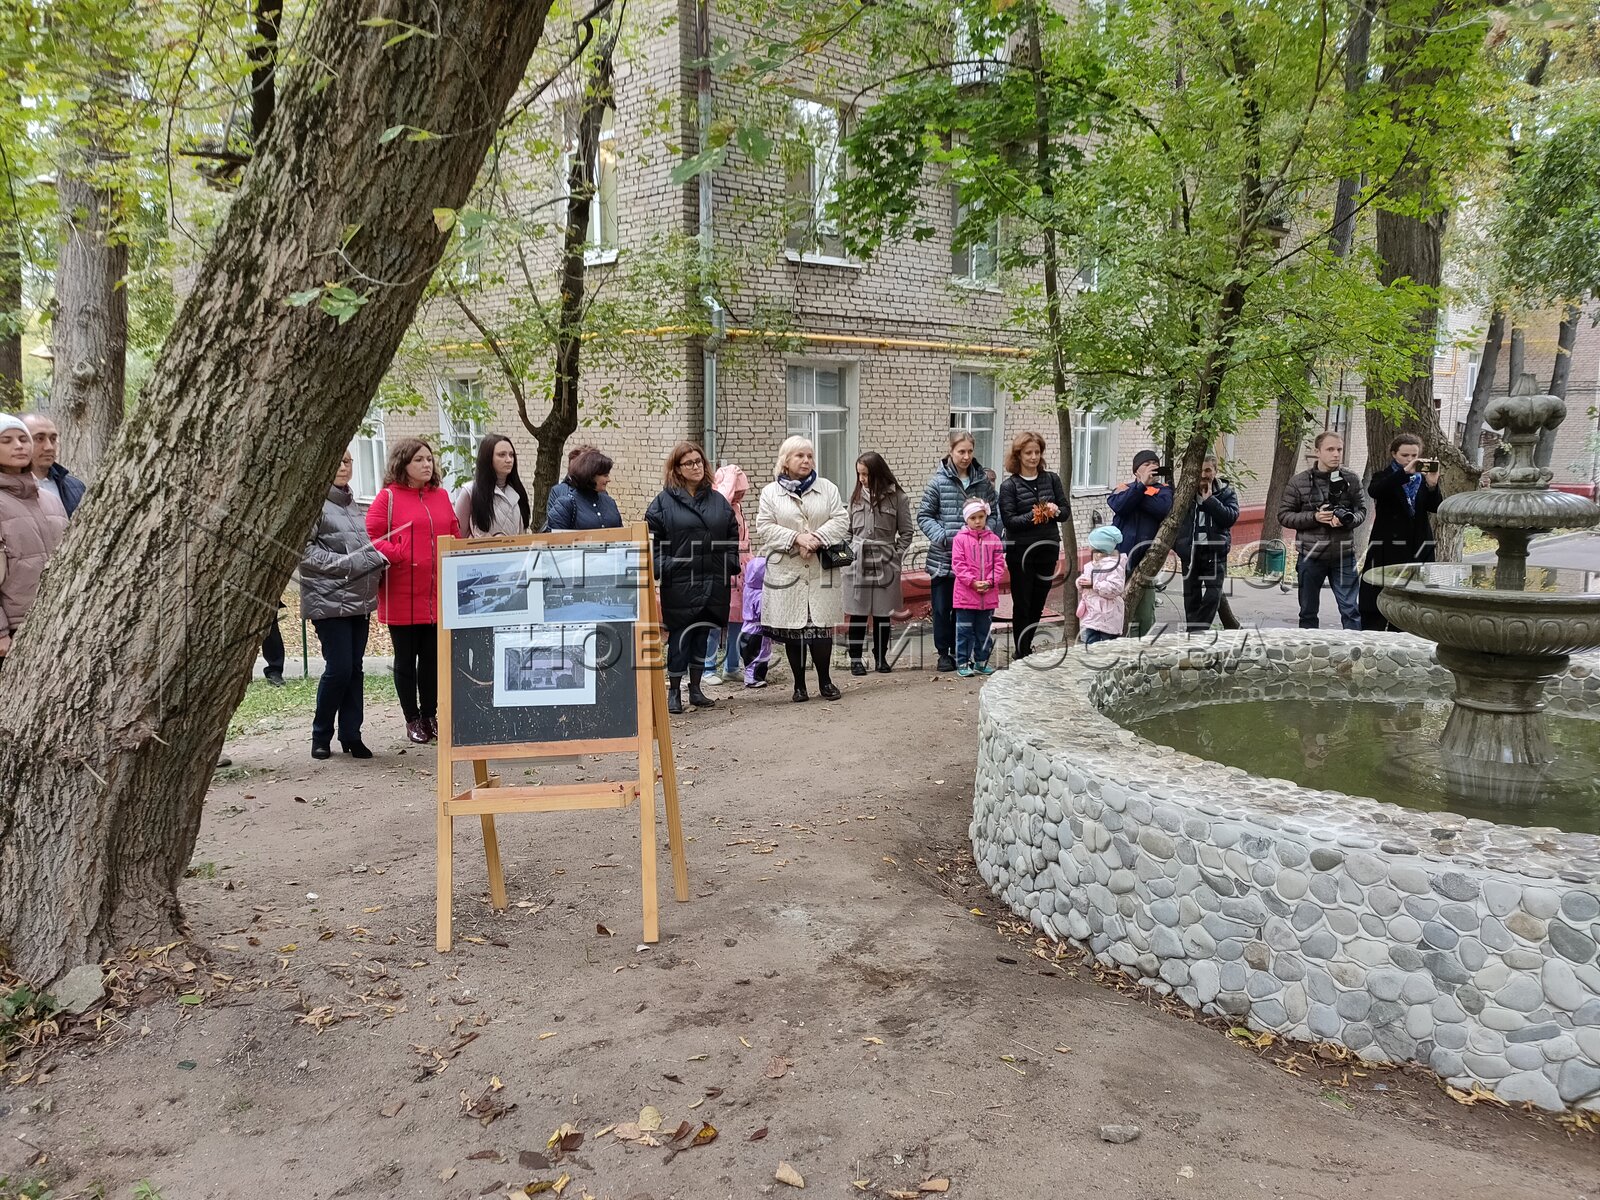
(1023, 4, 1079, 639)
(49, 145, 127, 482)
(250, 0, 281, 147)
(0, 0, 554, 984)
(1536, 301, 1581, 469)
(1259, 395, 1310, 552)
(1506, 323, 1524, 386)
(527, 22, 618, 530)
(1458, 306, 1503, 463)
(0, 237, 20, 410)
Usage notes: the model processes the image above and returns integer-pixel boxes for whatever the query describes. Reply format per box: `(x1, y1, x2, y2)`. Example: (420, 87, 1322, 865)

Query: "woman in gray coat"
(300, 451, 390, 760)
(843, 452, 913, 675)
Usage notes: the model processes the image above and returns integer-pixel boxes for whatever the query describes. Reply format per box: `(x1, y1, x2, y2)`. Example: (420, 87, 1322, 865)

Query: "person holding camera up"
(1359, 433, 1443, 631)
(1107, 449, 1174, 636)
(1278, 431, 1367, 630)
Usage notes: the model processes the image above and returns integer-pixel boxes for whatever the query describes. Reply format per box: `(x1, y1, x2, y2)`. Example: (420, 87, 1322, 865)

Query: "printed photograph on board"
(493, 624, 599, 708)
(527, 544, 643, 624)
(443, 549, 545, 630)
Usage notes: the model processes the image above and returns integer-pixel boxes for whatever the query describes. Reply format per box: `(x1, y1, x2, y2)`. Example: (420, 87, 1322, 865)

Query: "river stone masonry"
(970, 630, 1600, 1113)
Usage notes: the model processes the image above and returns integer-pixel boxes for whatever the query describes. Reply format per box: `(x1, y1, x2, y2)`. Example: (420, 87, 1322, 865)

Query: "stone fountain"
(1370, 375, 1600, 803)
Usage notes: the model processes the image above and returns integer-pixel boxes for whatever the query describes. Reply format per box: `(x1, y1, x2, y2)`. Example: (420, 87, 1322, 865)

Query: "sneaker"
(977, 663, 997, 676)
(745, 678, 768, 689)
(957, 664, 975, 678)
(936, 655, 957, 673)
(701, 673, 725, 688)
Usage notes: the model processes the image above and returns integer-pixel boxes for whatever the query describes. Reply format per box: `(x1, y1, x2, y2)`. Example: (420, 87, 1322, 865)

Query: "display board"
(432, 524, 687, 951)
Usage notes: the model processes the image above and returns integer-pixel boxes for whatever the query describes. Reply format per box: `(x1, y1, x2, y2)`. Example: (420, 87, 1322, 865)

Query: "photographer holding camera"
(1278, 431, 1367, 629)
(1358, 433, 1443, 631)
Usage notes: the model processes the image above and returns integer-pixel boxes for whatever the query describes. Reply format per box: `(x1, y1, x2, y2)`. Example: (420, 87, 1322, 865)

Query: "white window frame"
(560, 105, 619, 266)
(950, 369, 1002, 472)
(437, 375, 487, 486)
(1071, 409, 1117, 494)
(952, 11, 1008, 85)
(1463, 348, 1481, 403)
(350, 410, 387, 503)
(951, 192, 1000, 289)
(784, 98, 854, 266)
(785, 361, 858, 493)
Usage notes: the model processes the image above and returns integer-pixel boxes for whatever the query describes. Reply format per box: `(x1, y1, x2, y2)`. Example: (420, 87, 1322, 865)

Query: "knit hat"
(1088, 525, 1122, 553)
(962, 499, 990, 521)
(1132, 449, 1160, 473)
(0, 413, 27, 437)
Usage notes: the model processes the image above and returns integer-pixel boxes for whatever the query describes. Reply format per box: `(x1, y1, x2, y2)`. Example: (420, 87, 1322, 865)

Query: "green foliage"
(1496, 92, 1600, 306)
(0, 1177, 56, 1200)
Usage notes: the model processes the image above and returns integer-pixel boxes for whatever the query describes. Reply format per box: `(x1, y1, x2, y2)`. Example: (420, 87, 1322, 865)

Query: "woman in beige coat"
(756, 435, 849, 702)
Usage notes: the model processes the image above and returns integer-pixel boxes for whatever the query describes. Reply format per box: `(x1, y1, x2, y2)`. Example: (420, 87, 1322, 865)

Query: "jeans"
(666, 619, 714, 680)
(1005, 541, 1058, 658)
(1084, 628, 1120, 645)
(1297, 550, 1360, 630)
(703, 621, 742, 676)
(311, 615, 370, 745)
(955, 609, 994, 667)
(930, 574, 956, 657)
(1182, 550, 1227, 633)
(390, 623, 438, 721)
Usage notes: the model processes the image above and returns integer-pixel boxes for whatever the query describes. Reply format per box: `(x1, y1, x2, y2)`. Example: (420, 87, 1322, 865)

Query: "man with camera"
(1173, 455, 1239, 633)
(1359, 433, 1443, 630)
(1278, 431, 1367, 629)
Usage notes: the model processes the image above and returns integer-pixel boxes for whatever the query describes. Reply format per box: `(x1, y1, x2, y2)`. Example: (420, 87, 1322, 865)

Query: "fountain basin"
(1371, 562, 1600, 658)
(971, 630, 1600, 1112)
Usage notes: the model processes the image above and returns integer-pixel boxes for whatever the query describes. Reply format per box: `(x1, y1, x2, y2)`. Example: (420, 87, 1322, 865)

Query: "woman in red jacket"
(366, 438, 459, 743)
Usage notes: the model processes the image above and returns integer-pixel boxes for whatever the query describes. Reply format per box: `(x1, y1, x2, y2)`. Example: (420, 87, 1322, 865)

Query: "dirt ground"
(2, 664, 1596, 1200)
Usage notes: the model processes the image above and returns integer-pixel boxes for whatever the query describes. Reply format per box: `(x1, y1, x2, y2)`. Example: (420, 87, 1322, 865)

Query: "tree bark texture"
(1458, 306, 1503, 463)
(0, 0, 553, 983)
(49, 148, 127, 482)
(1536, 301, 1581, 469)
(527, 22, 617, 531)
(0, 238, 20, 410)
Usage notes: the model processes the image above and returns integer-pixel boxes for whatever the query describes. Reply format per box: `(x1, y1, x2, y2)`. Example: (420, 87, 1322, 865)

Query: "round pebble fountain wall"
(971, 630, 1600, 1112)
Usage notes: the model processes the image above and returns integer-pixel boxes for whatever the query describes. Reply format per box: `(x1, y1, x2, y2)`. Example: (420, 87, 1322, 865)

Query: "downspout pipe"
(695, 0, 721, 464)
(703, 296, 725, 464)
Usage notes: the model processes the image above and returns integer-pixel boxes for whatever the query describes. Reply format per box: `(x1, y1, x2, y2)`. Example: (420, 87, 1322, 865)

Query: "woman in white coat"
(756, 435, 850, 703)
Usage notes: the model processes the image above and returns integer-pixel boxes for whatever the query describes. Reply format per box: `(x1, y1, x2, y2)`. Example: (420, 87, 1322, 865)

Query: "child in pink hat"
(951, 499, 1006, 676)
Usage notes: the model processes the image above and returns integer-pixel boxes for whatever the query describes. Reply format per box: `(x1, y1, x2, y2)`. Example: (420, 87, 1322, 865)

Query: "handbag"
(818, 540, 855, 569)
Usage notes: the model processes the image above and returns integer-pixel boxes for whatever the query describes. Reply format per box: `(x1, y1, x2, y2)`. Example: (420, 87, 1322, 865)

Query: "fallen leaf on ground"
(1054, 1045, 1071, 1054)
(920, 1180, 950, 1193)
(596, 923, 613, 937)
(888, 1191, 919, 1199)
(687, 1053, 709, 1061)
(748, 1126, 768, 1141)
(460, 1086, 516, 1127)
(1177, 1165, 1195, 1181)
(440, 1168, 458, 1182)
(851, 1181, 870, 1192)
(611, 1122, 642, 1141)
(518, 1150, 552, 1170)
(638, 1104, 663, 1132)
(739, 1036, 752, 1048)
(466, 1148, 502, 1161)
(862, 1036, 884, 1045)
(662, 1121, 718, 1162)
(775, 1161, 805, 1188)
(538, 1031, 557, 1040)
(765, 1056, 791, 1079)
(379, 1100, 405, 1118)
(667, 1120, 692, 1143)
(546, 1123, 581, 1152)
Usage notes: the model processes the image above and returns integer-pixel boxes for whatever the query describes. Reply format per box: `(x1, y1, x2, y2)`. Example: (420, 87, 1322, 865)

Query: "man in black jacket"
(1359, 433, 1442, 630)
(1173, 456, 1239, 633)
(1277, 431, 1367, 629)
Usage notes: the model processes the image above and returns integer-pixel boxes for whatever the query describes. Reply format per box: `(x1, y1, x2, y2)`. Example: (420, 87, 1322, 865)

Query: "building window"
(351, 411, 387, 502)
(438, 376, 486, 485)
(785, 99, 847, 260)
(786, 364, 851, 490)
(1072, 410, 1115, 491)
(1321, 396, 1350, 436)
(949, 370, 998, 469)
(951, 193, 999, 286)
(1463, 348, 1481, 400)
(561, 106, 618, 260)
(952, 11, 1007, 85)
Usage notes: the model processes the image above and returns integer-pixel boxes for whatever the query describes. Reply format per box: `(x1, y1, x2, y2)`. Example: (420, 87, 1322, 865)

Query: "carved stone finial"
(1483, 373, 1565, 490)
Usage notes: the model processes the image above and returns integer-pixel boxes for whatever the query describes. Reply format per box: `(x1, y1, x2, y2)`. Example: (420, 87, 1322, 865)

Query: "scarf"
(778, 470, 817, 496)
(1402, 467, 1422, 515)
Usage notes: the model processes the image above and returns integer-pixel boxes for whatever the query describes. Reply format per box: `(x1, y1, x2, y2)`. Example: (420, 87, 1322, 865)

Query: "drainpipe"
(696, 0, 720, 463)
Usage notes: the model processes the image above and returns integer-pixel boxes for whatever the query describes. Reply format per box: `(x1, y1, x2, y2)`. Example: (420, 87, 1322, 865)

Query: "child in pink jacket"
(1077, 524, 1128, 645)
(952, 499, 1007, 676)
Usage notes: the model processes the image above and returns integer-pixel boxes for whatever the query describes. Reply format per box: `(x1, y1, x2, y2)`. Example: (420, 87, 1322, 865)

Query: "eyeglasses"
(680, 457, 705, 468)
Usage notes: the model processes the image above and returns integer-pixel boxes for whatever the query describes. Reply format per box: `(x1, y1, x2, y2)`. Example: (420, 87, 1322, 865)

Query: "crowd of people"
(0, 407, 1445, 761)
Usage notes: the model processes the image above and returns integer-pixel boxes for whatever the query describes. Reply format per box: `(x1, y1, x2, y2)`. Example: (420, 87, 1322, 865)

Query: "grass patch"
(227, 675, 396, 739)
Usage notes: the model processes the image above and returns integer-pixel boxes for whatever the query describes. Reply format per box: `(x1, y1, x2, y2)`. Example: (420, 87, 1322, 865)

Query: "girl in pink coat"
(1077, 524, 1128, 645)
(951, 499, 1006, 676)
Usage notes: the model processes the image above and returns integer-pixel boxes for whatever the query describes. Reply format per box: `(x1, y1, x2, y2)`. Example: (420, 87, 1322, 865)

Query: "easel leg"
(436, 769, 454, 954)
(655, 683, 690, 904)
(474, 760, 508, 911)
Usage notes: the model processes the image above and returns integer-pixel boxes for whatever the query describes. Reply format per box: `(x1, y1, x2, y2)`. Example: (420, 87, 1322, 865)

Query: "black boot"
(874, 621, 893, 672)
(849, 659, 868, 676)
(667, 677, 684, 715)
(311, 741, 332, 760)
(688, 668, 715, 708)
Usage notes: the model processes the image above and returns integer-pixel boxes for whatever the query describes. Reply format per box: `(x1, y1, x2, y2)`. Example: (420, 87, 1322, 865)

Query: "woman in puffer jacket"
(300, 450, 390, 760)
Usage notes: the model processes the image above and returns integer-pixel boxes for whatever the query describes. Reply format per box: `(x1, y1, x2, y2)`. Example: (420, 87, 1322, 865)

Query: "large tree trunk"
(49, 143, 127, 482)
(1506, 323, 1524, 386)
(1536, 301, 1581, 469)
(526, 21, 619, 530)
(1458, 306, 1503, 463)
(0, 237, 20, 410)
(1027, 1, 1078, 639)
(0, 0, 553, 983)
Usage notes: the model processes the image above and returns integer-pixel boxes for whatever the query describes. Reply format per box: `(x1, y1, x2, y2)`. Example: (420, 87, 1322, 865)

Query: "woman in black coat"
(1359, 433, 1443, 631)
(645, 441, 740, 714)
(996, 431, 1069, 659)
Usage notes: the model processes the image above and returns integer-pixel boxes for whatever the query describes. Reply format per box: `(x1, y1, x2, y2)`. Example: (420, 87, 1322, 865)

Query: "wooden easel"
(434, 524, 688, 952)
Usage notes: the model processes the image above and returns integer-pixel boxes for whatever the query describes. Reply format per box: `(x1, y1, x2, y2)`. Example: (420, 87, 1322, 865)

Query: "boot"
(667, 678, 684, 715)
(342, 739, 374, 759)
(874, 623, 893, 673)
(311, 741, 332, 760)
(849, 658, 868, 676)
(688, 669, 715, 708)
(405, 719, 428, 744)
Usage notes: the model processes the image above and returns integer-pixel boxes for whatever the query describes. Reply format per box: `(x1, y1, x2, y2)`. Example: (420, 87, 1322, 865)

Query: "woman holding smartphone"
(1359, 433, 1442, 631)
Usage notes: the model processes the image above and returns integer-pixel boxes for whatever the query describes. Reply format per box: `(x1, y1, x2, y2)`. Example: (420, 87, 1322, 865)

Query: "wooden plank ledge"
(446, 782, 636, 816)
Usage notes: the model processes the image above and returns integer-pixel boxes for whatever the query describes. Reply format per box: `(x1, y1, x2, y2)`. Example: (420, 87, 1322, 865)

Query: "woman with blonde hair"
(756, 436, 850, 702)
(645, 441, 740, 715)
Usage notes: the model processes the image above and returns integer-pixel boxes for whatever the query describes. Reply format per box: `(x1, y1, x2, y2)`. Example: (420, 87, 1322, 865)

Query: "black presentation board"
(448, 621, 639, 748)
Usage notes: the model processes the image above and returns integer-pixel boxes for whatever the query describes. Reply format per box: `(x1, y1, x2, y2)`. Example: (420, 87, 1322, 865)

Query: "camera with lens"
(1323, 475, 1356, 525)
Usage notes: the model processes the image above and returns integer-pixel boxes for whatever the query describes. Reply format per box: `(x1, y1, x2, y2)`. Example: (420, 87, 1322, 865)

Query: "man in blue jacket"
(917, 431, 1001, 673)
(1106, 449, 1174, 635)
(21, 414, 87, 516)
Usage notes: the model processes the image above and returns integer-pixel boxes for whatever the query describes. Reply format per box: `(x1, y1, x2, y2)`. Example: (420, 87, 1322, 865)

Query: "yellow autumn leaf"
(638, 1104, 663, 1132)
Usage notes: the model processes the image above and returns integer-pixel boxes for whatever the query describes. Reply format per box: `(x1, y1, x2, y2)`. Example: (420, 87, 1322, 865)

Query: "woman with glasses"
(645, 442, 740, 715)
